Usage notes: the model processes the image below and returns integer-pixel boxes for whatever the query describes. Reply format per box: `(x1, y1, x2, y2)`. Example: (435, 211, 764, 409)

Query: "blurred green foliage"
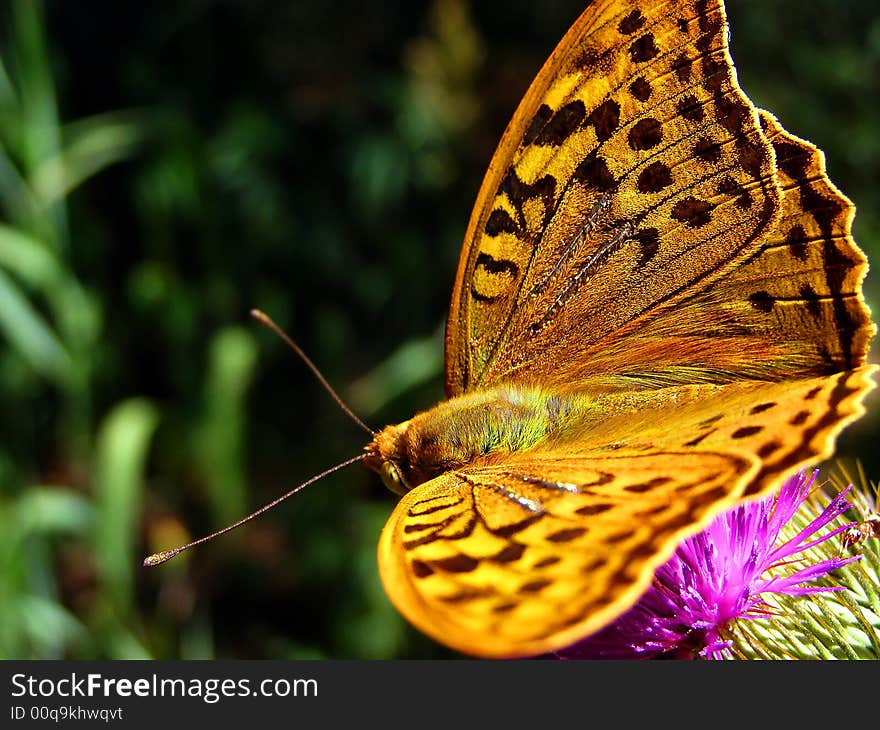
(0, 0, 877, 659)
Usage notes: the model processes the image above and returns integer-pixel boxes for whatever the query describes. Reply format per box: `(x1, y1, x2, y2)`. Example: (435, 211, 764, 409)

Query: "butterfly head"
(364, 421, 413, 497)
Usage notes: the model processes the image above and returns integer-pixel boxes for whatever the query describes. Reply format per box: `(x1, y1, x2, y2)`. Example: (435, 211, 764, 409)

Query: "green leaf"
(0, 266, 72, 383)
(17, 594, 85, 659)
(347, 324, 443, 415)
(10, 0, 67, 251)
(13, 487, 94, 538)
(93, 398, 160, 616)
(32, 111, 147, 204)
(0, 222, 61, 288)
(195, 326, 258, 527)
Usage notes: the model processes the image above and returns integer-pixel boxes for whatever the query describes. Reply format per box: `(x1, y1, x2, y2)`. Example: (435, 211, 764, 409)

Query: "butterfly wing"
(444, 0, 782, 395)
(378, 368, 875, 657)
(706, 110, 874, 375)
(587, 111, 875, 389)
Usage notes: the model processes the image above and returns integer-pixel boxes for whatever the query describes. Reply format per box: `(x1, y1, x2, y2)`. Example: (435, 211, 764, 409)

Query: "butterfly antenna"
(143, 453, 368, 567)
(250, 309, 375, 436)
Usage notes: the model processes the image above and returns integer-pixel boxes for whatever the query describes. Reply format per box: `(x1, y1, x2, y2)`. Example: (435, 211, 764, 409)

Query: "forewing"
(378, 368, 875, 658)
(444, 0, 780, 395)
(577, 111, 874, 388)
(708, 111, 874, 374)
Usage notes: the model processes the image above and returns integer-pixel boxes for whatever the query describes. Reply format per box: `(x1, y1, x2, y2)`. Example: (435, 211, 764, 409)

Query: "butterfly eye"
(380, 461, 409, 497)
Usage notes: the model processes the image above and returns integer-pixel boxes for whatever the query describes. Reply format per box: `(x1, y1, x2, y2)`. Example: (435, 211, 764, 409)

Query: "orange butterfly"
(363, 0, 876, 657)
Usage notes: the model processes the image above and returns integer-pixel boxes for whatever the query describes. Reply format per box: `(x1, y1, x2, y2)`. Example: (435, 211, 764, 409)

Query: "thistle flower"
(557, 470, 880, 659)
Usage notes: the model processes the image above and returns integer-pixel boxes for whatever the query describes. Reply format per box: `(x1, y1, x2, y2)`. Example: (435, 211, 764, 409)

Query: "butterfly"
(361, 0, 876, 658)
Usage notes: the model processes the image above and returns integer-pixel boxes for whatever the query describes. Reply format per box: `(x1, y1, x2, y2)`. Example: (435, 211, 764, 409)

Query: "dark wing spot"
(534, 100, 586, 146)
(629, 542, 660, 560)
(717, 175, 738, 196)
(805, 385, 822, 400)
(678, 18, 689, 33)
(625, 477, 672, 493)
(433, 554, 479, 573)
(785, 224, 809, 261)
(774, 140, 811, 180)
(408, 493, 464, 516)
(630, 34, 660, 63)
(439, 588, 493, 604)
(684, 429, 714, 447)
(605, 529, 632, 544)
(676, 94, 705, 123)
(575, 503, 613, 516)
(717, 175, 752, 209)
(492, 602, 518, 614)
(736, 190, 753, 209)
(700, 53, 725, 93)
(636, 503, 669, 518)
(757, 441, 782, 458)
(636, 228, 660, 266)
(671, 197, 714, 227)
(523, 104, 554, 146)
(715, 96, 748, 134)
(519, 578, 552, 594)
(637, 161, 673, 193)
(500, 169, 557, 211)
(673, 53, 692, 82)
(789, 410, 811, 426)
(533, 556, 561, 568)
(749, 290, 775, 313)
(485, 209, 518, 236)
(411, 560, 434, 578)
(629, 76, 652, 102)
(403, 518, 449, 533)
(585, 99, 621, 143)
(547, 527, 587, 543)
(491, 513, 545, 537)
(476, 252, 519, 277)
(490, 543, 526, 563)
(696, 1, 722, 38)
(800, 283, 822, 318)
(732, 425, 763, 439)
(581, 557, 608, 573)
(573, 153, 615, 191)
(628, 118, 663, 150)
(572, 47, 600, 72)
(737, 138, 765, 177)
(618, 9, 646, 35)
(750, 402, 776, 414)
(694, 136, 722, 163)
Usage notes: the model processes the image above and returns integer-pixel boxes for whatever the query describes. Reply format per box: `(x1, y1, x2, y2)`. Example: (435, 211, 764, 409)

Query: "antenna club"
(143, 550, 178, 567)
(250, 308, 270, 324)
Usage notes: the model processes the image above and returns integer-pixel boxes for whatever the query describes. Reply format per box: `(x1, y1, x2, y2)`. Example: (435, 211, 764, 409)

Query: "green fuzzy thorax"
(375, 385, 598, 490)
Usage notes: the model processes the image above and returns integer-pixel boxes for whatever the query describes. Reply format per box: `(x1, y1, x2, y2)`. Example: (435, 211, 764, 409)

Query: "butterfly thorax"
(364, 385, 594, 495)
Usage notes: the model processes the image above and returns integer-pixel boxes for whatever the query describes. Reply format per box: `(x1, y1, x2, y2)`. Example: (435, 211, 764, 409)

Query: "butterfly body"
(368, 0, 876, 658)
(365, 379, 755, 495)
(365, 385, 598, 494)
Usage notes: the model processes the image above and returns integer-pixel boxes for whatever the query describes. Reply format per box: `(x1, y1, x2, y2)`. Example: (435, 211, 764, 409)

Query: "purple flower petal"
(557, 470, 853, 659)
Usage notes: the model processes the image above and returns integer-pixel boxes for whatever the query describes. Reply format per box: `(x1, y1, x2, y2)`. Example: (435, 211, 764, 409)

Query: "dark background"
(1, 0, 877, 659)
